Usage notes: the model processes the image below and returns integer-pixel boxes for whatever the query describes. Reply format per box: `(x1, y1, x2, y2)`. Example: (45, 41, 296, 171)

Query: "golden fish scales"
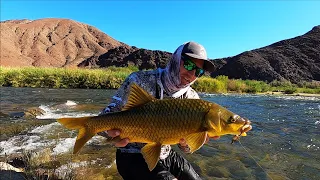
(57, 83, 252, 171)
(87, 99, 211, 144)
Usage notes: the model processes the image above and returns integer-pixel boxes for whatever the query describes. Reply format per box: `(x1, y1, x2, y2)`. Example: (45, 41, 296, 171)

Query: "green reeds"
(194, 76, 320, 94)
(0, 66, 136, 89)
(193, 76, 272, 93)
(1, 67, 319, 94)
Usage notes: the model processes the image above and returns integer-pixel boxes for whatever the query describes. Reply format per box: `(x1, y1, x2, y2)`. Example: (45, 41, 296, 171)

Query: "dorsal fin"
(122, 83, 156, 111)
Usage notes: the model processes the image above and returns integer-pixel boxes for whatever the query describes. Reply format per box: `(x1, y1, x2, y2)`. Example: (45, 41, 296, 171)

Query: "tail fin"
(57, 117, 95, 154)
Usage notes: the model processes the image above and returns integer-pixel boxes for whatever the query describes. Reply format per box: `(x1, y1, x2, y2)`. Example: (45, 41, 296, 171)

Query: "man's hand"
(210, 136, 220, 140)
(179, 135, 220, 151)
(106, 129, 130, 147)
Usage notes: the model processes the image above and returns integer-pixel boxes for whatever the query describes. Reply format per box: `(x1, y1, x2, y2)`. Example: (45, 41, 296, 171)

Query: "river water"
(0, 87, 319, 180)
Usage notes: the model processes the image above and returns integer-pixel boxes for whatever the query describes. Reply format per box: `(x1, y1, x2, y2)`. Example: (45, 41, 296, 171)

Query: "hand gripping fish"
(57, 83, 252, 171)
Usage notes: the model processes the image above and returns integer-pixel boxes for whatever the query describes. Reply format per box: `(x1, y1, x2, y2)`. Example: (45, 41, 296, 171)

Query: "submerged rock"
(7, 107, 45, 119)
(24, 107, 46, 119)
(0, 112, 9, 117)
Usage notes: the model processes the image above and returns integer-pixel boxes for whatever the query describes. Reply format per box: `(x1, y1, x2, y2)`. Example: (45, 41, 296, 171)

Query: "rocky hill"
(78, 45, 172, 70)
(1, 18, 319, 83)
(0, 18, 171, 69)
(211, 26, 320, 83)
(0, 18, 125, 67)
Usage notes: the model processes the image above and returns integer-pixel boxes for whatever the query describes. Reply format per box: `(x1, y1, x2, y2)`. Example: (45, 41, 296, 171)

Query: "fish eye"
(229, 115, 239, 123)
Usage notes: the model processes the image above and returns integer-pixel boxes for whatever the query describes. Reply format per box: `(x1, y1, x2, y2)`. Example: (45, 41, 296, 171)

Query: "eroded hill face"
(0, 18, 125, 67)
(211, 26, 320, 83)
(0, 18, 172, 70)
(1, 18, 319, 83)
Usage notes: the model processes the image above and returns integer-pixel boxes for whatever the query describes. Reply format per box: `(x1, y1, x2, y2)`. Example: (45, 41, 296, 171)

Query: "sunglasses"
(182, 56, 205, 77)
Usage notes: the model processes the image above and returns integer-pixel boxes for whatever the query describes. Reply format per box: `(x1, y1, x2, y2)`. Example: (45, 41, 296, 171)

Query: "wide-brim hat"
(181, 41, 216, 72)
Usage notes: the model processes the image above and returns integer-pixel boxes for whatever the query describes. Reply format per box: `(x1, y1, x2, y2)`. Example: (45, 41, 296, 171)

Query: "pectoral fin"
(141, 143, 162, 171)
(185, 131, 207, 153)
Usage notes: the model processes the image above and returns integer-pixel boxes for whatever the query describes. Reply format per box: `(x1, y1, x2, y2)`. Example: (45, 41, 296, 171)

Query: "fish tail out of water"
(57, 117, 95, 154)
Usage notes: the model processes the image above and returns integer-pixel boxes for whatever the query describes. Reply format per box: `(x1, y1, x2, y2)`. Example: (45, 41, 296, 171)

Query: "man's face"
(179, 56, 204, 86)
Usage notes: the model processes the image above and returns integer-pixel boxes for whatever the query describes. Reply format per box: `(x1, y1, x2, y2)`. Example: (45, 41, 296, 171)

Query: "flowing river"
(0, 87, 319, 180)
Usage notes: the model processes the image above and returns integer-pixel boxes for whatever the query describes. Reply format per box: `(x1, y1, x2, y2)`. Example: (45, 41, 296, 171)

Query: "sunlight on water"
(1, 87, 319, 179)
(52, 137, 76, 155)
(0, 135, 56, 155)
(36, 104, 99, 119)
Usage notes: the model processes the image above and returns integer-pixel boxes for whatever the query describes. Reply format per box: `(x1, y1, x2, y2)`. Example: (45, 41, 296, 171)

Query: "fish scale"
(86, 99, 207, 143)
(57, 83, 252, 171)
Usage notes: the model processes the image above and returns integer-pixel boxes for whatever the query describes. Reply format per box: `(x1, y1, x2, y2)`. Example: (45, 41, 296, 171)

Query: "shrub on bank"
(1, 66, 319, 94)
(194, 77, 227, 93)
(0, 67, 133, 89)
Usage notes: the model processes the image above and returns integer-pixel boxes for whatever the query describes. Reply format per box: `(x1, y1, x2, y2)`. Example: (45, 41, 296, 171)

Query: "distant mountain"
(211, 26, 320, 83)
(78, 45, 172, 70)
(1, 18, 319, 83)
(0, 18, 125, 67)
(0, 18, 171, 69)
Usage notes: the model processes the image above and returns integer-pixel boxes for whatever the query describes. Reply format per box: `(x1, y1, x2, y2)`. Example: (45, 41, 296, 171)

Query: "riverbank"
(256, 91, 320, 97)
(1, 66, 319, 94)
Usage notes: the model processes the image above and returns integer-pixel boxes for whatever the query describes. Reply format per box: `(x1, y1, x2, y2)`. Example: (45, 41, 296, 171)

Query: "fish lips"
(242, 124, 252, 133)
(240, 118, 252, 135)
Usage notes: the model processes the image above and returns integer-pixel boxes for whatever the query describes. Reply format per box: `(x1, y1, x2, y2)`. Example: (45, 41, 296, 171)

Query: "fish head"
(206, 104, 252, 137)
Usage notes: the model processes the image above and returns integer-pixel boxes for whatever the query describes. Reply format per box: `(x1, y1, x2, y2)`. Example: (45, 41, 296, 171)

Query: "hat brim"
(184, 53, 216, 72)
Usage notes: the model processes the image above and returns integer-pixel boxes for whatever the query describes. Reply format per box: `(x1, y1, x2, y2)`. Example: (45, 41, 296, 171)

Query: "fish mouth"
(232, 118, 252, 144)
(241, 124, 252, 133)
(240, 118, 252, 133)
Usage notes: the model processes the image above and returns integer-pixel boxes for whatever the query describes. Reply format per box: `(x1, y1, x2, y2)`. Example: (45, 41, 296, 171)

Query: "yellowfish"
(57, 83, 252, 171)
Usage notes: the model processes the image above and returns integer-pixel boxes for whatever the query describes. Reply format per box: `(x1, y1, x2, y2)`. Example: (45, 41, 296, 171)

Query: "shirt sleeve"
(100, 72, 138, 114)
(185, 87, 200, 99)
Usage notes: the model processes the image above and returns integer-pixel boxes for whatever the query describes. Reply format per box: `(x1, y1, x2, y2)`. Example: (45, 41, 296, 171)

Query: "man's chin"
(178, 81, 193, 88)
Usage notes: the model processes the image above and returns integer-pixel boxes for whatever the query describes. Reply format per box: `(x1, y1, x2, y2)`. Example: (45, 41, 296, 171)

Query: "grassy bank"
(194, 76, 320, 94)
(0, 66, 137, 89)
(1, 66, 319, 94)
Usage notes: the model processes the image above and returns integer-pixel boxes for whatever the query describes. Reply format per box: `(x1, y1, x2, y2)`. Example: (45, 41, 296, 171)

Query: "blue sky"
(1, 1, 320, 59)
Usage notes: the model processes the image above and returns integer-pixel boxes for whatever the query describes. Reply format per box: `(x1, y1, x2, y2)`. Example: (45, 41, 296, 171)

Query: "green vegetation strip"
(1, 66, 319, 94)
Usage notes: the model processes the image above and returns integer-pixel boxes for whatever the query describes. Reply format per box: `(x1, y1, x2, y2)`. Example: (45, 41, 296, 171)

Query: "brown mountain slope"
(211, 25, 320, 83)
(1, 18, 319, 83)
(0, 18, 125, 67)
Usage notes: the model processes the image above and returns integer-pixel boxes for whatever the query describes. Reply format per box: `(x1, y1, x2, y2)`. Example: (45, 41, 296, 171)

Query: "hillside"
(1, 18, 319, 83)
(0, 18, 125, 67)
(211, 26, 320, 83)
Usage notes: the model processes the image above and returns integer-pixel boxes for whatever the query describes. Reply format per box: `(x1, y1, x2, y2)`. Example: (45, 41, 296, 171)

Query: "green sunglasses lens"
(182, 56, 205, 77)
(183, 59, 196, 70)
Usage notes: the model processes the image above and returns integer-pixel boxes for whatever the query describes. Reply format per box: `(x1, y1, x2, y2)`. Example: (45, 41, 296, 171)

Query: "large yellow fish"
(57, 83, 252, 171)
